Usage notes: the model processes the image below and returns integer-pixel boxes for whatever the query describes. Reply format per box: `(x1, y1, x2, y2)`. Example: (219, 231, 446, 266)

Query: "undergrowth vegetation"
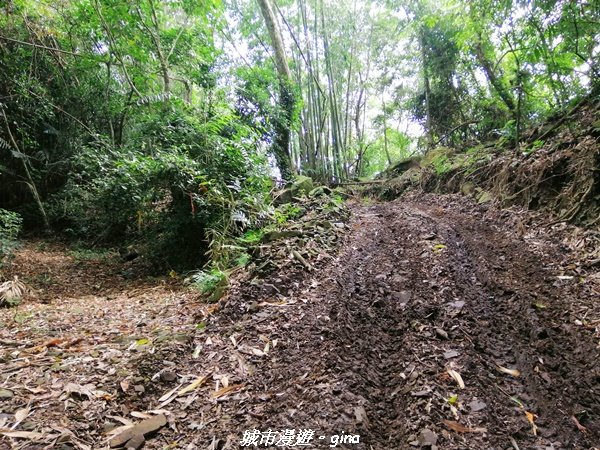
(0, 209, 21, 273)
(48, 105, 273, 269)
(372, 96, 600, 226)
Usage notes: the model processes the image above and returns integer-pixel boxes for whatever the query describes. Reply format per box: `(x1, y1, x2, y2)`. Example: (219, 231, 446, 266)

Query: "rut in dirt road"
(204, 195, 599, 450)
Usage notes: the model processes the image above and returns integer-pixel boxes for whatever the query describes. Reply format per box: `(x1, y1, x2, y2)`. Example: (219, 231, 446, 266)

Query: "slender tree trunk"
(423, 63, 433, 148)
(1, 109, 50, 232)
(320, 0, 344, 180)
(418, 28, 435, 149)
(474, 40, 516, 114)
(257, 0, 295, 181)
(381, 96, 392, 166)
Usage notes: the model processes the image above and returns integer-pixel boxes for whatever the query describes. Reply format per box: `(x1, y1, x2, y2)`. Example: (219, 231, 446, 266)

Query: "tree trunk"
(419, 28, 434, 149)
(474, 40, 516, 114)
(257, 0, 295, 181)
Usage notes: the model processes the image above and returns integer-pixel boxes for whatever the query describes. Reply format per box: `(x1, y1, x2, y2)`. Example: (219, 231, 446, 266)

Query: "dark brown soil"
(1, 194, 599, 450)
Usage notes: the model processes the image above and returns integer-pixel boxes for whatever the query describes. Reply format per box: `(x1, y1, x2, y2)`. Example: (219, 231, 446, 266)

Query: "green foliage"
(523, 140, 545, 155)
(360, 130, 412, 177)
(273, 203, 304, 224)
(422, 147, 457, 175)
(0, 209, 22, 271)
(238, 229, 265, 244)
(186, 268, 227, 296)
(68, 246, 112, 262)
(48, 104, 272, 269)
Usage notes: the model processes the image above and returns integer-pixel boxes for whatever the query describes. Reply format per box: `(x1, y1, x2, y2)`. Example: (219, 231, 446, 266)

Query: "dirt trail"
(1, 195, 599, 450)
(196, 194, 599, 449)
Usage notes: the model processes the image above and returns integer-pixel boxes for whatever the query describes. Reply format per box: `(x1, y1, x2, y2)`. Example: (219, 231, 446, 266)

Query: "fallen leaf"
(257, 301, 289, 306)
(42, 338, 63, 348)
(354, 406, 369, 426)
(211, 384, 244, 399)
(525, 411, 538, 436)
(157, 384, 182, 404)
(468, 399, 487, 412)
(442, 420, 487, 433)
(221, 376, 229, 389)
(177, 375, 210, 397)
(106, 416, 134, 426)
(108, 415, 167, 448)
(509, 437, 520, 450)
(447, 394, 458, 405)
(571, 415, 588, 434)
(450, 404, 459, 419)
(0, 389, 13, 399)
(63, 383, 95, 399)
(105, 425, 134, 438)
(120, 380, 130, 393)
(418, 428, 437, 446)
(0, 430, 57, 440)
(443, 350, 460, 359)
(497, 365, 521, 377)
(447, 369, 465, 389)
(192, 344, 202, 359)
(14, 406, 30, 424)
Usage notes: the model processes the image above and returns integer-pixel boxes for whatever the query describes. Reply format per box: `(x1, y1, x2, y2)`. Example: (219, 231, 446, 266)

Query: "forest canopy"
(0, 0, 598, 268)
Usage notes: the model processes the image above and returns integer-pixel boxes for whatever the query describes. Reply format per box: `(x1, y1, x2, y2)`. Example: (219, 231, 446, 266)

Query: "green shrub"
(186, 268, 228, 301)
(0, 209, 22, 271)
(48, 105, 272, 270)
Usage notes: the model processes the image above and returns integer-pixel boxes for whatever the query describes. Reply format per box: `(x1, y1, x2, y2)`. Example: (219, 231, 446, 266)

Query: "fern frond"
(0, 276, 29, 306)
(136, 92, 173, 106)
(0, 137, 13, 151)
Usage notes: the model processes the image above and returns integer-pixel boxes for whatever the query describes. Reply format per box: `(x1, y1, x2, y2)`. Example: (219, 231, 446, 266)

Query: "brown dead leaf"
(211, 384, 244, 399)
(0, 430, 57, 440)
(206, 304, 220, 315)
(63, 337, 84, 348)
(525, 411, 538, 436)
(43, 338, 63, 348)
(571, 415, 588, 434)
(108, 414, 167, 448)
(442, 420, 487, 433)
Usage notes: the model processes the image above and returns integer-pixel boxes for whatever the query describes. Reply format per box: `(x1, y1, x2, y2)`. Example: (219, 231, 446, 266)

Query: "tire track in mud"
(190, 196, 599, 450)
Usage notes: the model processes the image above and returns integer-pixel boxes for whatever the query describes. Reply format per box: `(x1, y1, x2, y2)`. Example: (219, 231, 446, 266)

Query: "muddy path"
(194, 194, 599, 449)
(1, 195, 599, 450)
